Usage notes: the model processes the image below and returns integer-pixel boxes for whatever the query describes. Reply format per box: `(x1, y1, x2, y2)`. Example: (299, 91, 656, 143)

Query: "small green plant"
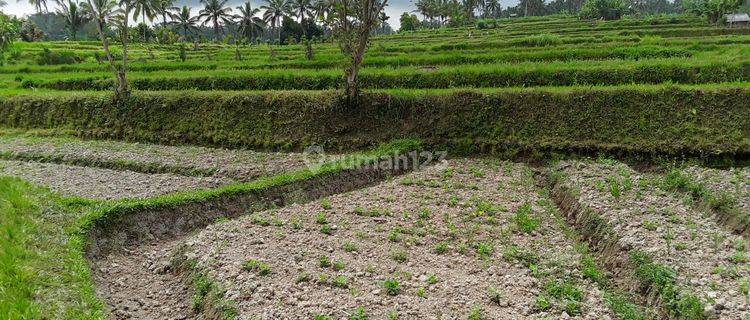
(343, 241, 358, 252)
(319, 256, 331, 268)
(475, 242, 494, 258)
(488, 287, 503, 304)
(427, 274, 438, 285)
(642, 220, 657, 231)
(467, 306, 484, 320)
(315, 315, 333, 320)
(316, 212, 327, 224)
(321, 198, 332, 210)
(333, 260, 345, 271)
(416, 287, 425, 298)
(390, 250, 408, 263)
(384, 279, 400, 295)
(242, 259, 271, 276)
(349, 307, 369, 320)
(434, 242, 448, 254)
(513, 203, 540, 234)
(332, 275, 348, 288)
(296, 273, 310, 283)
(320, 224, 332, 235)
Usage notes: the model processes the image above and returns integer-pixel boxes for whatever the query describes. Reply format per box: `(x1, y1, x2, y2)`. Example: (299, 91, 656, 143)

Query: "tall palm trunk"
(213, 19, 220, 41)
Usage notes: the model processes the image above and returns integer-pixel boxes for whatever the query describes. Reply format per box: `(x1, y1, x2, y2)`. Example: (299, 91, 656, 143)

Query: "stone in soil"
(0, 159, 227, 200)
(176, 159, 617, 319)
(555, 160, 750, 320)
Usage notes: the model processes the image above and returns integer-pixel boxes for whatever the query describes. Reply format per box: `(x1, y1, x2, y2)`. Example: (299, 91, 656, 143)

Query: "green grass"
(0, 176, 104, 319)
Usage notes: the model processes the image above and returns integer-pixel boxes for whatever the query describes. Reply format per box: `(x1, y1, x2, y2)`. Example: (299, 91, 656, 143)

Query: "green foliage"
(683, 0, 742, 24)
(579, 0, 629, 20)
(513, 203, 540, 233)
(383, 279, 400, 295)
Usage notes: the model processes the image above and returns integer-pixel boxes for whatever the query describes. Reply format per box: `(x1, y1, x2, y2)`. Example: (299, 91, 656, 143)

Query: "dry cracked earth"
(1, 133, 748, 320)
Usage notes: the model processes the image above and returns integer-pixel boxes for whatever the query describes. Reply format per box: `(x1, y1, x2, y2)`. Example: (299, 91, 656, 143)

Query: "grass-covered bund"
(1, 85, 748, 155)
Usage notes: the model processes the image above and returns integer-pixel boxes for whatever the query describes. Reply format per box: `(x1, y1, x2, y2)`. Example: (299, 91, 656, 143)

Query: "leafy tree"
(198, 0, 233, 41)
(262, 0, 291, 44)
(0, 14, 19, 51)
(169, 6, 199, 39)
(235, 2, 264, 43)
(57, 0, 89, 40)
(683, 0, 741, 23)
(20, 19, 45, 41)
(83, 0, 129, 96)
(399, 12, 420, 31)
(579, 0, 629, 19)
(331, 0, 388, 102)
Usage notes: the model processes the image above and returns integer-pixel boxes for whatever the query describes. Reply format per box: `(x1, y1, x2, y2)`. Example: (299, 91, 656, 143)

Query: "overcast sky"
(2, 0, 520, 29)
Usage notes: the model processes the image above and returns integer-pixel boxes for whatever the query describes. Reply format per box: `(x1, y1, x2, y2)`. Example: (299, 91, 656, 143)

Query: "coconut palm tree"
(169, 6, 199, 39)
(131, 0, 157, 40)
(235, 1, 264, 43)
(57, 0, 89, 40)
(197, 0, 233, 41)
(155, 0, 174, 26)
(81, 0, 119, 32)
(261, 0, 289, 44)
(21, 0, 48, 13)
(290, 0, 312, 22)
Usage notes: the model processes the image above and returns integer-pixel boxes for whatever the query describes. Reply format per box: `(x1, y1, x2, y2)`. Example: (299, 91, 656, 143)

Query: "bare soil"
(555, 160, 750, 320)
(0, 135, 309, 181)
(175, 159, 616, 319)
(0, 159, 227, 200)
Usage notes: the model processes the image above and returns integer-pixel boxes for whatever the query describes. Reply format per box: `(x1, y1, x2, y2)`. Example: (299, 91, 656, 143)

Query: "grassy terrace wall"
(0, 86, 748, 155)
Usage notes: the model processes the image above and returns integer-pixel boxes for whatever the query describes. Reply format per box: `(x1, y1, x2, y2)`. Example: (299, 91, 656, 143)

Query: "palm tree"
(131, 0, 157, 40)
(169, 6, 199, 39)
(235, 2, 264, 43)
(21, 0, 48, 13)
(290, 0, 312, 22)
(261, 0, 289, 44)
(197, 0, 233, 41)
(57, 0, 89, 40)
(155, 0, 174, 26)
(378, 11, 389, 33)
(81, 0, 119, 32)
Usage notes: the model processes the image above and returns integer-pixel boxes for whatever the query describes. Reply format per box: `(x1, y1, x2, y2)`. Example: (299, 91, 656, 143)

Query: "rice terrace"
(1, 0, 750, 317)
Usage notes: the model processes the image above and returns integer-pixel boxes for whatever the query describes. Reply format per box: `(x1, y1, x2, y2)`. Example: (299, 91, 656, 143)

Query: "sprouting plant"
(242, 259, 271, 276)
(343, 241, 358, 252)
(608, 176, 622, 199)
(321, 198, 332, 210)
(316, 212, 328, 224)
(427, 274, 438, 285)
(320, 224, 332, 235)
(416, 287, 425, 298)
(419, 208, 430, 219)
(488, 287, 503, 304)
(475, 242, 494, 258)
(642, 220, 657, 231)
(513, 203, 540, 234)
(467, 306, 484, 320)
(296, 273, 310, 283)
(349, 307, 368, 320)
(317, 274, 329, 284)
(434, 242, 448, 254)
(383, 279, 400, 296)
(319, 255, 331, 268)
(314, 315, 332, 320)
(333, 260, 345, 271)
(332, 275, 348, 288)
(390, 249, 408, 263)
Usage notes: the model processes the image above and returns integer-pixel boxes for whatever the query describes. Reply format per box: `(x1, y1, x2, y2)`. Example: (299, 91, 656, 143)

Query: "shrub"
(36, 48, 84, 65)
(579, 0, 629, 20)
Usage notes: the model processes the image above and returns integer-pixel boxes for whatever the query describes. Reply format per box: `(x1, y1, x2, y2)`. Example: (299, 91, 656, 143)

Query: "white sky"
(2, 0, 521, 29)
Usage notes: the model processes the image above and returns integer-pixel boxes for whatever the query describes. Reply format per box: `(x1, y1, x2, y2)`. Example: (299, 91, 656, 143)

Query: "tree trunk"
(214, 19, 220, 41)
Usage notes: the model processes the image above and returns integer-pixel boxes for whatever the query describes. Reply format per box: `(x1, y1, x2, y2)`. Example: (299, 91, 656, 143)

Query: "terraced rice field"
(1, 14, 749, 320)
